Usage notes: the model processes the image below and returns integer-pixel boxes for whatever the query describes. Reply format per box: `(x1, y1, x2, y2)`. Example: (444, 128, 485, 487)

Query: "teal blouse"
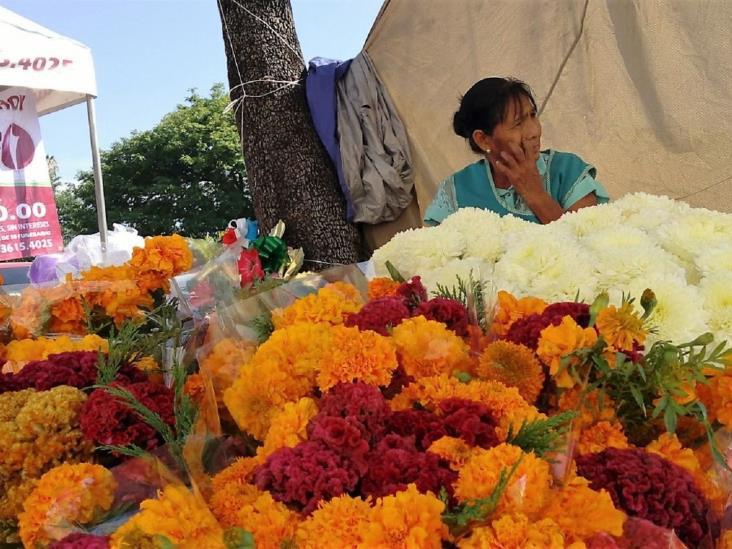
(423, 150, 609, 225)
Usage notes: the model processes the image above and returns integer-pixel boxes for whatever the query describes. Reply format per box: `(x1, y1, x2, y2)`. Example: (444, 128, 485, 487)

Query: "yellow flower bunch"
(18, 463, 116, 548)
(427, 436, 483, 471)
(541, 475, 625, 543)
(457, 513, 565, 549)
(392, 316, 471, 378)
(198, 337, 256, 401)
(316, 325, 398, 392)
(296, 495, 371, 549)
(0, 387, 92, 521)
(454, 444, 552, 519)
(537, 316, 598, 388)
(477, 340, 545, 404)
(129, 234, 194, 294)
(360, 484, 448, 548)
(111, 484, 224, 549)
(257, 397, 319, 461)
(80, 265, 154, 326)
(490, 290, 548, 337)
(271, 281, 363, 329)
(2, 334, 107, 374)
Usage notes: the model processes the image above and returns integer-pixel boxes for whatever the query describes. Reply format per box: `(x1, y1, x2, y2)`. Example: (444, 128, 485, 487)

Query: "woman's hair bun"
(452, 108, 471, 138)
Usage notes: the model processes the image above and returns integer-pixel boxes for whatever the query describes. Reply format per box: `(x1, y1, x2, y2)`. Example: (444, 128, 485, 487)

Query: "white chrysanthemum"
(372, 225, 465, 277)
(699, 272, 732, 344)
(694, 244, 732, 278)
(560, 201, 624, 238)
(493, 229, 597, 302)
(591, 243, 686, 292)
(657, 209, 732, 264)
(581, 225, 655, 253)
(613, 192, 692, 233)
(441, 207, 507, 262)
(632, 276, 710, 344)
(420, 257, 495, 296)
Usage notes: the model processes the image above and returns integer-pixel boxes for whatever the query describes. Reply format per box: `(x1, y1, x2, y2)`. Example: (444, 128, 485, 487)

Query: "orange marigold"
(360, 484, 448, 548)
(391, 316, 471, 378)
(457, 513, 565, 549)
(10, 286, 51, 339)
(296, 495, 371, 548)
(183, 373, 207, 405)
(427, 436, 482, 471)
(719, 530, 732, 549)
(558, 387, 616, 429)
(701, 374, 732, 428)
(577, 421, 629, 455)
(235, 491, 299, 549)
(257, 397, 319, 461)
(111, 484, 224, 549)
(129, 234, 193, 293)
(317, 325, 398, 391)
(477, 340, 545, 403)
(272, 281, 363, 329)
(490, 290, 548, 337)
(536, 316, 598, 389)
(368, 277, 401, 300)
(48, 295, 86, 334)
(596, 302, 646, 351)
(454, 443, 552, 519)
(199, 337, 256, 401)
(80, 265, 154, 326)
(542, 475, 625, 542)
(19, 463, 116, 548)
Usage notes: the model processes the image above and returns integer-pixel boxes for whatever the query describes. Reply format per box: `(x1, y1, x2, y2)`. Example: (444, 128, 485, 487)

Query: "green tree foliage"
(55, 84, 251, 241)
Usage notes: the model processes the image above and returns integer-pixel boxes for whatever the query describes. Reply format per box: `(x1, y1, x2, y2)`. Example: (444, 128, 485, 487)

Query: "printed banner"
(0, 87, 64, 260)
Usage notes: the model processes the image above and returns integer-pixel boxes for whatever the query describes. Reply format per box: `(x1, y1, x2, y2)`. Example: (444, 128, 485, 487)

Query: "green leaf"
(506, 411, 576, 457)
(385, 261, 406, 283)
(454, 371, 472, 383)
(224, 527, 256, 549)
(629, 385, 646, 416)
(152, 535, 176, 549)
(663, 405, 678, 434)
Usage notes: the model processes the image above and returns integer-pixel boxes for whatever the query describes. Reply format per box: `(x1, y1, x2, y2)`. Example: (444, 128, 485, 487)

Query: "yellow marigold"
(272, 281, 363, 329)
(257, 397, 319, 461)
(111, 484, 224, 549)
(3, 334, 107, 374)
(199, 337, 256, 401)
(457, 513, 565, 549)
(542, 475, 625, 542)
(360, 484, 447, 548)
(537, 316, 598, 389)
(19, 463, 116, 548)
(577, 421, 629, 455)
(454, 443, 552, 519)
(490, 290, 548, 337)
(558, 388, 616, 429)
(368, 277, 401, 300)
(317, 325, 398, 392)
(647, 433, 728, 515)
(296, 495, 371, 549)
(392, 316, 471, 378)
(596, 302, 646, 351)
(477, 340, 545, 404)
(427, 436, 482, 471)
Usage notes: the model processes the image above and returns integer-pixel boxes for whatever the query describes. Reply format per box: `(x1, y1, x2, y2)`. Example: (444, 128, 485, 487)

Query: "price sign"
(0, 87, 64, 260)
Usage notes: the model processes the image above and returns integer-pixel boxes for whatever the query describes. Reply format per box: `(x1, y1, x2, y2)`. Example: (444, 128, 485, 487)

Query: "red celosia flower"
(316, 383, 390, 443)
(360, 435, 457, 501)
(237, 248, 265, 288)
(254, 440, 360, 514)
(576, 448, 717, 547)
(380, 365, 415, 400)
(80, 381, 175, 454)
(343, 296, 410, 335)
(505, 302, 591, 350)
(438, 398, 499, 449)
(414, 297, 470, 336)
(49, 533, 110, 549)
(384, 409, 447, 451)
(0, 351, 144, 394)
(306, 415, 370, 475)
(396, 276, 428, 309)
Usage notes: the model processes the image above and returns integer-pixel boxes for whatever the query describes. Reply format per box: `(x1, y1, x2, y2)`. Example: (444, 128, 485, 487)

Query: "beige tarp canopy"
(362, 0, 732, 246)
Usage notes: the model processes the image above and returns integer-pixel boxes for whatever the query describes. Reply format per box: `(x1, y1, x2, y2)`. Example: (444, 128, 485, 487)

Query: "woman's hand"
(493, 143, 543, 197)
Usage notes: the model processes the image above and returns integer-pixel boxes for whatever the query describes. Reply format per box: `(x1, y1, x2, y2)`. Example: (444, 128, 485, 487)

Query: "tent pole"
(85, 95, 108, 252)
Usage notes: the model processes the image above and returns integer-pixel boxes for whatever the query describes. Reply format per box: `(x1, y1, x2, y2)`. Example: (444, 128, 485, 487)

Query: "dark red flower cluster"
(438, 398, 499, 449)
(316, 382, 391, 443)
(505, 302, 591, 349)
(343, 296, 411, 335)
(307, 415, 370, 475)
(414, 297, 469, 336)
(360, 434, 457, 500)
(380, 365, 415, 400)
(0, 351, 145, 394)
(254, 440, 360, 514)
(396, 276, 428, 309)
(576, 448, 716, 547)
(80, 381, 175, 453)
(384, 409, 447, 451)
(49, 534, 110, 549)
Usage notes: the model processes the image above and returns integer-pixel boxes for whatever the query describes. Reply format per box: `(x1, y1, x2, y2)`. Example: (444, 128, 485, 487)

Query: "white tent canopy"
(362, 0, 732, 245)
(0, 6, 97, 115)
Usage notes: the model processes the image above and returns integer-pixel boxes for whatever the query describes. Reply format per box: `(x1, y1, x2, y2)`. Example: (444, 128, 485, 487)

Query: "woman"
(424, 77, 609, 225)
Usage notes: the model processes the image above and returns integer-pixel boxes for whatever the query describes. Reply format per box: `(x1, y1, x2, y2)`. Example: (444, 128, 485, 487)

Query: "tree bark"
(217, 0, 364, 266)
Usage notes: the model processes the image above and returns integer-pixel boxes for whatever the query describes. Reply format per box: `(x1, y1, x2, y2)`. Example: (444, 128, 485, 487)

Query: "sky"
(1, 0, 384, 181)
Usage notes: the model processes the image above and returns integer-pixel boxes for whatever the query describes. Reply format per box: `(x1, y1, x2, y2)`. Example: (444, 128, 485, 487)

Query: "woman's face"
(476, 94, 542, 162)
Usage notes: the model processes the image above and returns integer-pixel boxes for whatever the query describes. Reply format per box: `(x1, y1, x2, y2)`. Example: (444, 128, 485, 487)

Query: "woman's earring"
(484, 148, 491, 154)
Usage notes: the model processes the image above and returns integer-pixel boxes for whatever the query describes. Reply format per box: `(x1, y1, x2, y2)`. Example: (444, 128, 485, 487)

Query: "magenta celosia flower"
(343, 296, 410, 335)
(384, 409, 447, 451)
(316, 382, 390, 443)
(438, 398, 499, 449)
(414, 297, 470, 336)
(396, 276, 428, 309)
(49, 533, 110, 548)
(306, 415, 370, 475)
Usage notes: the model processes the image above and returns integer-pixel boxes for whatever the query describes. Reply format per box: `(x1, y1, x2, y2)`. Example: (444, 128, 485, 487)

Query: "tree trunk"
(217, 0, 364, 266)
